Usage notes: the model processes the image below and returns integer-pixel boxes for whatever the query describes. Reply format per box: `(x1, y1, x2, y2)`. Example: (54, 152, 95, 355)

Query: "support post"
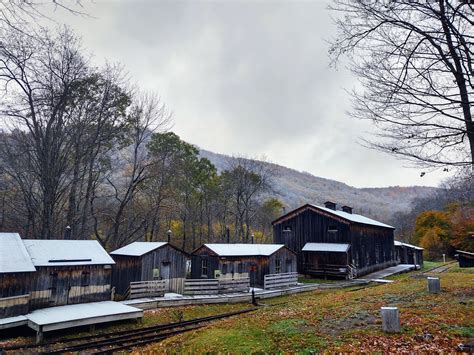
(381, 307, 400, 333)
(89, 324, 96, 333)
(427, 277, 440, 294)
(36, 327, 44, 344)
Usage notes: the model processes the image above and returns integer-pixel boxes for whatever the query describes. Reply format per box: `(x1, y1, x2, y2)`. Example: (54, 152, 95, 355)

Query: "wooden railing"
(303, 263, 350, 278)
(183, 279, 219, 295)
(263, 272, 299, 290)
(126, 280, 166, 299)
(218, 277, 250, 293)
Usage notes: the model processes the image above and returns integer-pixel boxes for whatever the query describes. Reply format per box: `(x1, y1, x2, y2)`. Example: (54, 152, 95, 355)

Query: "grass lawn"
(146, 268, 474, 353)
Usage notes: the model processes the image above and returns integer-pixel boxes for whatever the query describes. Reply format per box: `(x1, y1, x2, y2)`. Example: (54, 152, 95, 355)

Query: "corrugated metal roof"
(110, 242, 168, 256)
(394, 240, 424, 250)
(23, 240, 114, 266)
(302, 242, 350, 253)
(0, 233, 36, 273)
(310, 205, 395, 229)
(203, 243, 285, 256)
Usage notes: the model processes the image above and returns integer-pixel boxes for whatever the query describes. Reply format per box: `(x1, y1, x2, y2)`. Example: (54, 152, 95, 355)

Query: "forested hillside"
(200, 150, 438, 222)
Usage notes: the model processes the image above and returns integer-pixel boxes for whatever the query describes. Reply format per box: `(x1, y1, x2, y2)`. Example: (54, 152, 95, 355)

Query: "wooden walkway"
(358, 264, 417, 281)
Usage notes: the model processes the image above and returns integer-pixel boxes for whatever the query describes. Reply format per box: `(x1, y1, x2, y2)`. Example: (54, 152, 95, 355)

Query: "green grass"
(421, 260, 444, 271)
(150, 268, 474, 352)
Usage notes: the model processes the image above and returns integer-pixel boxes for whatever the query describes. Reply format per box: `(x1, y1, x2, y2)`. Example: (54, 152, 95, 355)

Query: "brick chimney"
(342, 205, 353, 214)
(324, 201, 337, 210)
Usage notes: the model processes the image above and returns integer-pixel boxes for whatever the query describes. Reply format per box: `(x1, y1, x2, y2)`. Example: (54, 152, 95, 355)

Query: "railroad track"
(0, 307, 258, 354)
(424, 261, 456, 274)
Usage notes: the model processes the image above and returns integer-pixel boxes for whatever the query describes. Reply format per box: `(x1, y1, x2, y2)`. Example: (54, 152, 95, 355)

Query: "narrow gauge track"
(424, 261, 456, 274)
(1, 307, 258, 354)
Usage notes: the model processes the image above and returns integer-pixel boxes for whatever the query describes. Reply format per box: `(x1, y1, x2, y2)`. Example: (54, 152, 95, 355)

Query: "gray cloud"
(47, 0, 448, 187)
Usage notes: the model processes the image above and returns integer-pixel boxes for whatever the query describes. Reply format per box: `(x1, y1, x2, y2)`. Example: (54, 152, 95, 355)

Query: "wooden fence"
(264, 272, 299, 290)
(165, 278, 185, 294)
(127, 280, 166, 299)
(218, 277, 250, 293)
(183, 279, 219, 295)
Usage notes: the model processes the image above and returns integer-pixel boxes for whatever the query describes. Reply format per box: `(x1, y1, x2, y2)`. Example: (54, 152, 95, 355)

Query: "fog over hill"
(199, 149, 438, 223)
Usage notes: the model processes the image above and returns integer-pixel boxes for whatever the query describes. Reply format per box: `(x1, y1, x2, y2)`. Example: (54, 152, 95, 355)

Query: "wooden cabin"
(22, 239, 115, 310)
(456, 250, 474, 268)
(110, 242, 188, 296)
(190, 244, 297, 287)
(0, 234, 114, 319)
(0, 233, 36, 318)
(273, 202, 396, 278)
(394, 240, 424, 267)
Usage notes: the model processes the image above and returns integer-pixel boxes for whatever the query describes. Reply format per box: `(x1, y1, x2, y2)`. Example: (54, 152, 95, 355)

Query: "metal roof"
(23, 240, 114, 266)
(0, 233, 36, 273)
(456, 250, 474, 256)
(203, 243, 286, 257)
(394, 240, 424, 250)
(310, 205, 395, 229)
(302, 242, 350, 253)
(110, 242, 168, 256)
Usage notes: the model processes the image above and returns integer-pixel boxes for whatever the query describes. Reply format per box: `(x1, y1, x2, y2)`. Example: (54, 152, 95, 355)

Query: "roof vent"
(342, 206, 353, 214)
(324, 201, 336, 210)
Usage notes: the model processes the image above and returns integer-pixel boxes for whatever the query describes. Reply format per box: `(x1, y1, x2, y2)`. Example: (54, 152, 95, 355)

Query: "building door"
(161, 262, 171, 280)
(49, 271, 71, 306)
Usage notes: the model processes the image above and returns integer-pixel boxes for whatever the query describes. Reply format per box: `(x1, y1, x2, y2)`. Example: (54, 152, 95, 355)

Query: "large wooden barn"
(394, 240, 424, 267)
(0, 233, 37, 318)
(272, 202, 396, 278)
(190, 243, 297, 287)
(110, 242, 189, 295)
(0, 234, 115, 319)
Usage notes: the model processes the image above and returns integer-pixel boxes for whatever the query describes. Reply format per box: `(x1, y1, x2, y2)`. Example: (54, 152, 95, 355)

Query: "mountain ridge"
(198, 149, 437, 223)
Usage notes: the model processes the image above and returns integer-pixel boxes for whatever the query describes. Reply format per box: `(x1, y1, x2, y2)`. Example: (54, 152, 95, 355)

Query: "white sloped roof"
(302, 242, 350, 253)
(311, 205, 395, 229)
(203, 243, 285, 257)
(111, 242, 168, 256)
(23, 240, 114, 266)
(394, 240, 423, 250)
(0, 233, 36, 273)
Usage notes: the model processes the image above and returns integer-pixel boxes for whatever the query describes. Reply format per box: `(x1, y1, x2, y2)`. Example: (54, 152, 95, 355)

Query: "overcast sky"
(45, 0, 449, 188)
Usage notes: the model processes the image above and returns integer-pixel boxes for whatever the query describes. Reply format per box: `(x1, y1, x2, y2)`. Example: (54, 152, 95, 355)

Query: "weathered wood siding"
(111, 245, 188, 296)
(273, 206, 396, 276)
(190, 246, 297, 287)
(0, 272, 32, 318)
(395, 245, 424, 267)
(28, 265, 112, 310)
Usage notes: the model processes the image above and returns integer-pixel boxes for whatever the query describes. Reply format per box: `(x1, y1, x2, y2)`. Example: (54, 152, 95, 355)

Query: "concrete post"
(36, 327, 44, 344)
(427, 277, 440, 294)
(381, 307, 400, 333)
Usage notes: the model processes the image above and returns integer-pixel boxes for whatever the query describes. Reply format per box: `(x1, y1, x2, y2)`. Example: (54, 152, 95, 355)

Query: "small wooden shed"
(190, 244, 297, 287)
(394, 240, 424, 267)
(22, 239, 115, 310)
(0, 233, 36, 318)
(456, 250, 474, 268)
(110, 242, 189, 296)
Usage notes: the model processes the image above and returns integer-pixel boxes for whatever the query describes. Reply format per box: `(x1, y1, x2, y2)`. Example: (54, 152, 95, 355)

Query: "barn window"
(328, 225, 338, 234)
(283, 226, 292, 232)
(201, 259, 208, 277)
(275, 258, 281, 273)
(81, 271, 90, 287)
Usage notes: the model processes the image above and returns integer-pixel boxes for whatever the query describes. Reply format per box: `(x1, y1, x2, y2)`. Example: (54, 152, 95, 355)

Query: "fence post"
(381, 307, 400, 333)
(427, 277, 440, 294)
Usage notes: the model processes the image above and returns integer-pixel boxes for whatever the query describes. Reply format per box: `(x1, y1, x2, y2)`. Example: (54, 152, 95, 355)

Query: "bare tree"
(91, 92, 171, 249)
(330, 0, 473, 168)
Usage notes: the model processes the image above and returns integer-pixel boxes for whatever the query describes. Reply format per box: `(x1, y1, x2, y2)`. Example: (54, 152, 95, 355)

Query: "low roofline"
(111, 242, 190, 257)
(191, 244, 296, 257)
(272, 203, 395, 229)
(456, 250, 474, 256)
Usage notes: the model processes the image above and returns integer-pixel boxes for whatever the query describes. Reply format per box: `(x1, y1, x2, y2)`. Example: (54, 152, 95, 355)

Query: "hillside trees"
(330, 0, 474, 168)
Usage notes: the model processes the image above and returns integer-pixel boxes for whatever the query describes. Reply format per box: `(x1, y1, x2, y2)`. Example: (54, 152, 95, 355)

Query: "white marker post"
(381, 307, 400, 333)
